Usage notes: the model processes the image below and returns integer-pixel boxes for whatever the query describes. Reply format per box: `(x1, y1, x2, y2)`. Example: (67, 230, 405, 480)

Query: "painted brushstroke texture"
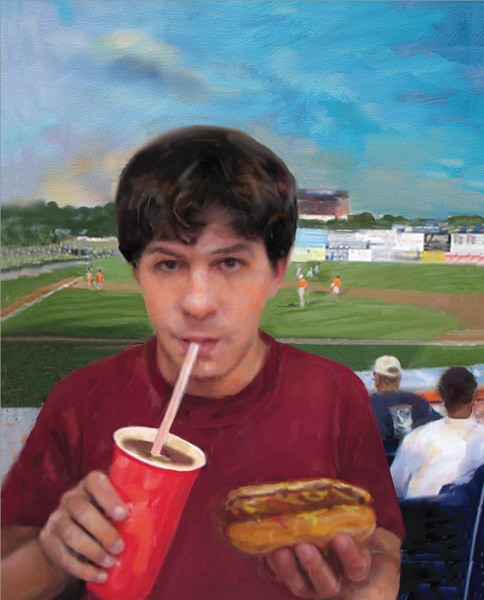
(1, 1, 483, 218)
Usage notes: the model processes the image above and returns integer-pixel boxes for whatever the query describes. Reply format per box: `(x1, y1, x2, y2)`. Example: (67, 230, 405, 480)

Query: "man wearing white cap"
(370, 355, 442, 445)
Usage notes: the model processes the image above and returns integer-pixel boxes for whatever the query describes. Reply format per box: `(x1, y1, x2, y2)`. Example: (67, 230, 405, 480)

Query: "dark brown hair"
(115, 125, 298, 265)
(438, 366, 477, 408)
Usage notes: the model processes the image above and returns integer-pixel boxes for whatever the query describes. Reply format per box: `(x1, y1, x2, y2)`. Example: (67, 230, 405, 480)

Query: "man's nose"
(181, 270, 217, 320)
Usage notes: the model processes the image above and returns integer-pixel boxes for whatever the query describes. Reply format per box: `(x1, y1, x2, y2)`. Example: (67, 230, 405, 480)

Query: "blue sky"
(1, 1, 483, 218)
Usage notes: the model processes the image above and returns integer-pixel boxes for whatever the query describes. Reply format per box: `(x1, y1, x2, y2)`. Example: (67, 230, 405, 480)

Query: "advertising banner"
(348, 248, 372, 262)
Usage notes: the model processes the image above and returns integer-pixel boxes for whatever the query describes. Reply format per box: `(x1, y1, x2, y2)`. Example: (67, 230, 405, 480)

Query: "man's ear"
(267, 255, 290, 299)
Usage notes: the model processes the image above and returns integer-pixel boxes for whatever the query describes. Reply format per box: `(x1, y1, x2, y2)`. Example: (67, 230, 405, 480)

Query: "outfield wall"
(294, 229, 484, 264)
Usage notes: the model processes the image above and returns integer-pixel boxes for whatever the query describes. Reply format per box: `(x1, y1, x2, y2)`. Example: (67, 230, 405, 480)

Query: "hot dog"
(224, 478, 376, 554)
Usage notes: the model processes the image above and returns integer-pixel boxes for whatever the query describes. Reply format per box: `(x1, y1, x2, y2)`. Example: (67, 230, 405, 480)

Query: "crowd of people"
(389, 365, 483, 498)
(368, 355, 483, 499)
(1, 125, 482, 599)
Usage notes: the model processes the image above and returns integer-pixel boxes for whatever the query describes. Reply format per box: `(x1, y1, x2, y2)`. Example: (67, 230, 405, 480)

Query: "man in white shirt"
(455, 424, 484, 485)
(391, 366, 484, 498)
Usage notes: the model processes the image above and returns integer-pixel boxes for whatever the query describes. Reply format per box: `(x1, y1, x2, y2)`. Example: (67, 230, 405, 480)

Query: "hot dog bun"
(224, 478, 376, 555)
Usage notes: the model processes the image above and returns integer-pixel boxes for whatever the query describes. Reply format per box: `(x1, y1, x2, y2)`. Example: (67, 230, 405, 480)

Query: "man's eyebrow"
(143, 245, 184, 258)
(209, 242, 256, 256)
(143, 242, 256, 257)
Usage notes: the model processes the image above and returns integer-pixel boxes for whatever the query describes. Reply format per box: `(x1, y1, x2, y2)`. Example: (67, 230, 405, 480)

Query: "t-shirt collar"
(145, 331, 280, 428)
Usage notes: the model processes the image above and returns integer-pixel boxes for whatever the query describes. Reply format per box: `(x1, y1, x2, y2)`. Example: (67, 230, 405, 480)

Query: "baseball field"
(1, 256, 483, 407)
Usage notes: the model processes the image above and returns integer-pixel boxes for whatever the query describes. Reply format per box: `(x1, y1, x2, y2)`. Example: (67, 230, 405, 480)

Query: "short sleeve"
(1, 381, 81, 527)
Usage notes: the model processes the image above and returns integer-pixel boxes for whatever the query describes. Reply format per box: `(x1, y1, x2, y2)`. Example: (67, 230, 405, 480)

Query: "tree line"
(301, 212, 484, 231)
(1, 199, 482, 247)
(1, 200, 116, 246)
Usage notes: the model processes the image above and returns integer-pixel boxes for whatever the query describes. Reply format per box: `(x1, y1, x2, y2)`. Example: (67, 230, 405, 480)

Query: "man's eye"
(155, 260, 178, 271)
(221, 258, 241, 271)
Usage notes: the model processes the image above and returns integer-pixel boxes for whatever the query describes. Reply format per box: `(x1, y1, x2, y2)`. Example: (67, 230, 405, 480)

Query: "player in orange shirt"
(330, 274, 341, 297)
(297, 275, 308, 308)
(95, 268, 105, 290)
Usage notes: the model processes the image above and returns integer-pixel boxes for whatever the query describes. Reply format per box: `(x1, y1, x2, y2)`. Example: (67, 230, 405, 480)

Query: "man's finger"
(62, 492, 124, 557)
(330, 535, 371, 582)
(82, 471, 128, 522)
(295, 544, 342, 598)
(37, 529, 108, 584)
(269, 547, 317, 599)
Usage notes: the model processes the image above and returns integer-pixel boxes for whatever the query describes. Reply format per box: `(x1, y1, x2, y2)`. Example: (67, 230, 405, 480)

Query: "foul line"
(1, 278, 82, 322)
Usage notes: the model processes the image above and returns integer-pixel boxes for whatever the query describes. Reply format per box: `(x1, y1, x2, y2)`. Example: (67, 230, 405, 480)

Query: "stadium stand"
(398, 464, 484, 599)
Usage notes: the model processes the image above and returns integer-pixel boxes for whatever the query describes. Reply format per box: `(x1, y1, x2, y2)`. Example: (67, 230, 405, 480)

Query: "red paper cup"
(87, 426, 206, 600)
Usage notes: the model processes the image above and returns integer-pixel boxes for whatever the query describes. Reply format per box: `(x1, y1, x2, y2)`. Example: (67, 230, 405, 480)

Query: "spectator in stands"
(391, 366, 484, 498)
(472, 397, 484, 424)
(455, 423, 484, 485)
(370, 355, 442, 448)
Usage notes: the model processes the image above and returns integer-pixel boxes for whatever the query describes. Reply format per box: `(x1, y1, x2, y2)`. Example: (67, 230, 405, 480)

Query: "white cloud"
(93, 29, 181, 65)
(461, 165, 484, 193)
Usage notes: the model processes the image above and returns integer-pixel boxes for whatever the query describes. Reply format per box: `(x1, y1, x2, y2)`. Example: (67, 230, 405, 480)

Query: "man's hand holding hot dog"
(224, 477, 401, 599)
(267, 528, 400, 600)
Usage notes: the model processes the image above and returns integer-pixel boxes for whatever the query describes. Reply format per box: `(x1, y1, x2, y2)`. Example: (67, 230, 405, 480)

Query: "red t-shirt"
(2, 333, 404, 599)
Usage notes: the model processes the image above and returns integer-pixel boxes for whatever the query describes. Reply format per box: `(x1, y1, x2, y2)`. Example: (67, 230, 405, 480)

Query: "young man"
(391, 366, 483, 498)
(2, 125, 404, 600)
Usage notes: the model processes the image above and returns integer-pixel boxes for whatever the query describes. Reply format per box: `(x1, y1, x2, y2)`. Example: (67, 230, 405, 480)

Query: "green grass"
(1, 265, 86, 307)
(2, 257, 484, 407)
(2, 286, 460, 341)
(1, 256, 133, 309)
(287, 261, 484, 294)
(92, 255, 134, 284)
(1, 288, 153, 339)
(260, 289, 459, 340)
(2, 341, 483, 408)
(1, 342, 126, 407)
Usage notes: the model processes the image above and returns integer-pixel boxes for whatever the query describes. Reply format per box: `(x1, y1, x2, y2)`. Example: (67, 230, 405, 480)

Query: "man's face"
(133, 208, 288, 397)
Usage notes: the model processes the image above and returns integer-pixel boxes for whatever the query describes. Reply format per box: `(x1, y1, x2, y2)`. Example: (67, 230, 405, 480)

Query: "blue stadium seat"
(397, 464, 484, 600)
(384, 437, 400, 466)
(463, 466, 484, 600)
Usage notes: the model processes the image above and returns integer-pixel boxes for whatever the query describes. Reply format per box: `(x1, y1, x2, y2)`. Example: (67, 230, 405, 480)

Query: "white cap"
(374, 355, 402, 378)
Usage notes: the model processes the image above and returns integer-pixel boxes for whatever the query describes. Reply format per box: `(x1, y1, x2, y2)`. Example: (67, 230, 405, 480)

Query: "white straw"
(151, 342, 200, 456)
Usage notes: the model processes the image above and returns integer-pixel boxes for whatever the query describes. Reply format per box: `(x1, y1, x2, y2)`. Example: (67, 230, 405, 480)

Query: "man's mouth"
(180, 337, 219, 356)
